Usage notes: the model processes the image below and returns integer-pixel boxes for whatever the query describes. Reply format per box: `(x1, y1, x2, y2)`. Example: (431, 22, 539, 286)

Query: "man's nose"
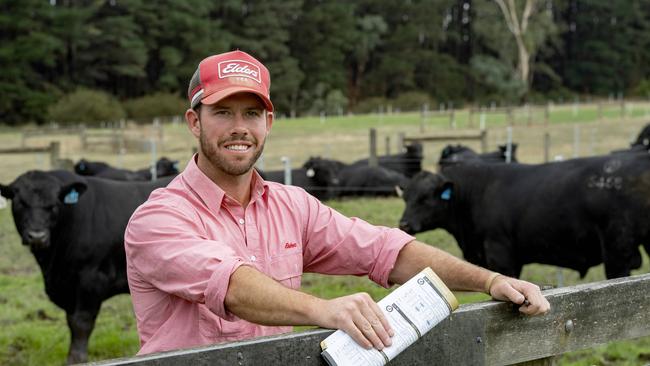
(231, 114, 249, 134)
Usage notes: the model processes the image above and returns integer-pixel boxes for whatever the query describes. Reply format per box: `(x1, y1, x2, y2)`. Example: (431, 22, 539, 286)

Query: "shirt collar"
(181, 154, 269, 210)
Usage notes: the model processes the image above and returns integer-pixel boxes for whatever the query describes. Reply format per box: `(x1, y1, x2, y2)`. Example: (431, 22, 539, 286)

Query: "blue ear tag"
(64, 189, 79, 204)
(440, 187, 452, 201)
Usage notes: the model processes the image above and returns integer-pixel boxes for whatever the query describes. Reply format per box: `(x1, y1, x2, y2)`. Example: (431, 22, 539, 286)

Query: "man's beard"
(199, 128, 265, 176)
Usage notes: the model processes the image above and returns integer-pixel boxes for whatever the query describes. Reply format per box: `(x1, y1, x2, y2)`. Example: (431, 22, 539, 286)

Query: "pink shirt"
(124, 155, 414, 355)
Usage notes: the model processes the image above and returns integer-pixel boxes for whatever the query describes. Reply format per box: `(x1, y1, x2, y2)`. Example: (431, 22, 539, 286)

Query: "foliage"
(353, 96, 390, 114)
(47, 88, 126, 124)
(630, 79, 650, 99)
(123, 92, 186, 120)
(3, 0, 650, 123)
(391, 91, 432, 112)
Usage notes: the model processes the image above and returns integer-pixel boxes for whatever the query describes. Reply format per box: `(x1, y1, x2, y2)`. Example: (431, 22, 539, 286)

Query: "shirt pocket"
(268, 252, 303, 289)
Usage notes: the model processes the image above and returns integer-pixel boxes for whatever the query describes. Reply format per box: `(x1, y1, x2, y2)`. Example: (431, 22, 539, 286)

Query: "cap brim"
(201, 86, 274, 112)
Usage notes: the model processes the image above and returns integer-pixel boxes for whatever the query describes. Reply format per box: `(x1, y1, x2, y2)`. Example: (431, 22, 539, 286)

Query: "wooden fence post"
(385, 136, 391, 155)
(544, 132, 550, 163)
(49, 141, 60, 168)
(397, 132, 405, 153)
(480, 129, 488, 153)
(368, 128, 378, 167)
(468, 108, 474, 128)
(598, 102, 603, 122)
(545, 103, 550, 125)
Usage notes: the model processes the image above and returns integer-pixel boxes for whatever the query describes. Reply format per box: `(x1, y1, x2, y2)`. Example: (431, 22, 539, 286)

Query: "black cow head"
(438, 145, 479, 167)
(497, 143, 518, 163)
(155, 157, 180, 177)
(302, 157, 343, 187)
(74, 159, 110, 176)
(399, 171, 453, 234)
(0, 171, 87, 250)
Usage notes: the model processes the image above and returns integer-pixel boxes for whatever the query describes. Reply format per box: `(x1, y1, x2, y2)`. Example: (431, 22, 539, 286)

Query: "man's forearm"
(224, 264, 397, 350)
(389, 240, 493, 292)
(224, 265, 321, 326)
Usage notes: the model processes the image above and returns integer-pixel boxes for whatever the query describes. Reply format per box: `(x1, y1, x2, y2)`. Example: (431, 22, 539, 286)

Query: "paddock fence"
(0, 141, 71, 170)
(400, 129, 488, 153)
(85, 273, 650, 366)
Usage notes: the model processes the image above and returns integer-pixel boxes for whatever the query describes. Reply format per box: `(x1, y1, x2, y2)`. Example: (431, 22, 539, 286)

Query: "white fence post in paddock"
(150, 138, 157, 181)
(505, 127, 513, 163)
(281, 157, 291, 185)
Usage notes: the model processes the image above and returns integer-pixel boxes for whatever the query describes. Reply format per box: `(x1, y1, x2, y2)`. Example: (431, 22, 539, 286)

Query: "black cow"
(631, 123, 650, 148)
(302, 157, 409, 197)
(259, 166, 337, 200)
(438, 144, 518, 169)
(399, 153, 650, 280)
(0, 170, 173, 364)
(74, 157, 179, 181)
(73, 159, 111, 176)
(351, 142, 423, 178)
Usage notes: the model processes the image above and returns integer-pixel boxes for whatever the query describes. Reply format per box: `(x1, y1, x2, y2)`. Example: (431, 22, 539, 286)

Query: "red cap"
(187, 50, 273, 112)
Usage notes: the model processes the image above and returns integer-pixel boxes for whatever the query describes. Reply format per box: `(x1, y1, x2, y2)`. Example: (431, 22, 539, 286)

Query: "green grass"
(1, 103, 650, 364)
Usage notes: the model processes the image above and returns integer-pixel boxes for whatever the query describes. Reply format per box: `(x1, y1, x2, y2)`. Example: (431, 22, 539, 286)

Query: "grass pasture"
(1, 102, 650, 365)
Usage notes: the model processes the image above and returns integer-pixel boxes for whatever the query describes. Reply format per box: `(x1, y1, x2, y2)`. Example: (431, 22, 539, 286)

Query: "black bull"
(399, 153, 650, 280)
(0, 170, 173, 364)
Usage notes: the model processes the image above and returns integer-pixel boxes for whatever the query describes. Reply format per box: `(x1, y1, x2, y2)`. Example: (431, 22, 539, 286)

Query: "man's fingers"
(353, 317, 385, 350)
(345, 320, 373, 350)
(369, 300, 395, 338)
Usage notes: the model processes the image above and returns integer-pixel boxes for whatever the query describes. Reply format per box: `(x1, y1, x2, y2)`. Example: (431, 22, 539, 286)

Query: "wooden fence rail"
(402, 129, 488, 153)
(85, 274, 650, 366)
(0, 142, 62, 168)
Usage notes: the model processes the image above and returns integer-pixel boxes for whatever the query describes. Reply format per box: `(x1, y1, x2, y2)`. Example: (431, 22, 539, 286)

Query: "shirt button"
(238, 218, 245, 225)
(251, 255, 257, 262)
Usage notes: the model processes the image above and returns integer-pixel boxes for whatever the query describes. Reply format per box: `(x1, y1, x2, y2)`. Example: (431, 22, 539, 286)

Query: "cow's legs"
(602, 223, 642, 279)
(484, 238, 522, 278)
(66, 299, 101, 364)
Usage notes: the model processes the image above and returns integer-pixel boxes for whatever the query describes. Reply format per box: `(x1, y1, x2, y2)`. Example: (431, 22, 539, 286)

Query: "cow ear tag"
(64, 189, 79, 204)
(440, 187, 452, 201)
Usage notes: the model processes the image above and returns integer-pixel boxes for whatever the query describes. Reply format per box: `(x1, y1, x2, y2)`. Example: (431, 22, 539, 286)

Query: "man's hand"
(489, 275, 551, 315)
(316, 293, 394, 350)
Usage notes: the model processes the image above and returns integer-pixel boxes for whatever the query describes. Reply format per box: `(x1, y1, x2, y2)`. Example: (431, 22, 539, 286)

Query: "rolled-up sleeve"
(125, 202, 248, 320)
(299, 193, 415, 288)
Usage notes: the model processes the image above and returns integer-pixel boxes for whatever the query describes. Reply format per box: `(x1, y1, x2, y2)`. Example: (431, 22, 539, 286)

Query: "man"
(124, 50, 550, 356)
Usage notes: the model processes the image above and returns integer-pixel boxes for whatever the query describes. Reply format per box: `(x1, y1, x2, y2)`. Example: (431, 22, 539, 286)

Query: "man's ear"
(185, 108, 201, 139)
(58, 182, 87, 205)
(0, 183, 14, 199)
(266, 111, 274, 132)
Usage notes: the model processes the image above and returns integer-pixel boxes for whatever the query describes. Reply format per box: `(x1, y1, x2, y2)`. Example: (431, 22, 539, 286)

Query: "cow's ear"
(0, 184, 14, 199)
(58, 182, 87, 205)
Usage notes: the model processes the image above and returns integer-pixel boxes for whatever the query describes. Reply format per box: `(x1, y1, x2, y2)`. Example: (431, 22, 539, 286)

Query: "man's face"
(191, 93, 272, 176)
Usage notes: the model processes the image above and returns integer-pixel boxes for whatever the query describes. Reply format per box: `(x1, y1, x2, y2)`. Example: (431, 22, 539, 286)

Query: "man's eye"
(246, 110, 262, 117)
(214, 110, 231, 116)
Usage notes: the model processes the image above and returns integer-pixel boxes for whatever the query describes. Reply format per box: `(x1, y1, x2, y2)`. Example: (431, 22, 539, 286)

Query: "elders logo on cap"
(219, 60, 261, 84)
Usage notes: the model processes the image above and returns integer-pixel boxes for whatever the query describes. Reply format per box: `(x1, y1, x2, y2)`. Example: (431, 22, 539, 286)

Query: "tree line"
(2, 0, 650, 125)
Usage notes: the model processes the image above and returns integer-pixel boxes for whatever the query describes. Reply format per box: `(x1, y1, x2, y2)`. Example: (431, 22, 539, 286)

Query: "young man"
(124, 50, 550, 356)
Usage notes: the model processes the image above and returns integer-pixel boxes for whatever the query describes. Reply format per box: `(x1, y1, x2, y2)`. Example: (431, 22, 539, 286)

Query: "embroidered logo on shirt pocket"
(269, 252, 303, 289)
